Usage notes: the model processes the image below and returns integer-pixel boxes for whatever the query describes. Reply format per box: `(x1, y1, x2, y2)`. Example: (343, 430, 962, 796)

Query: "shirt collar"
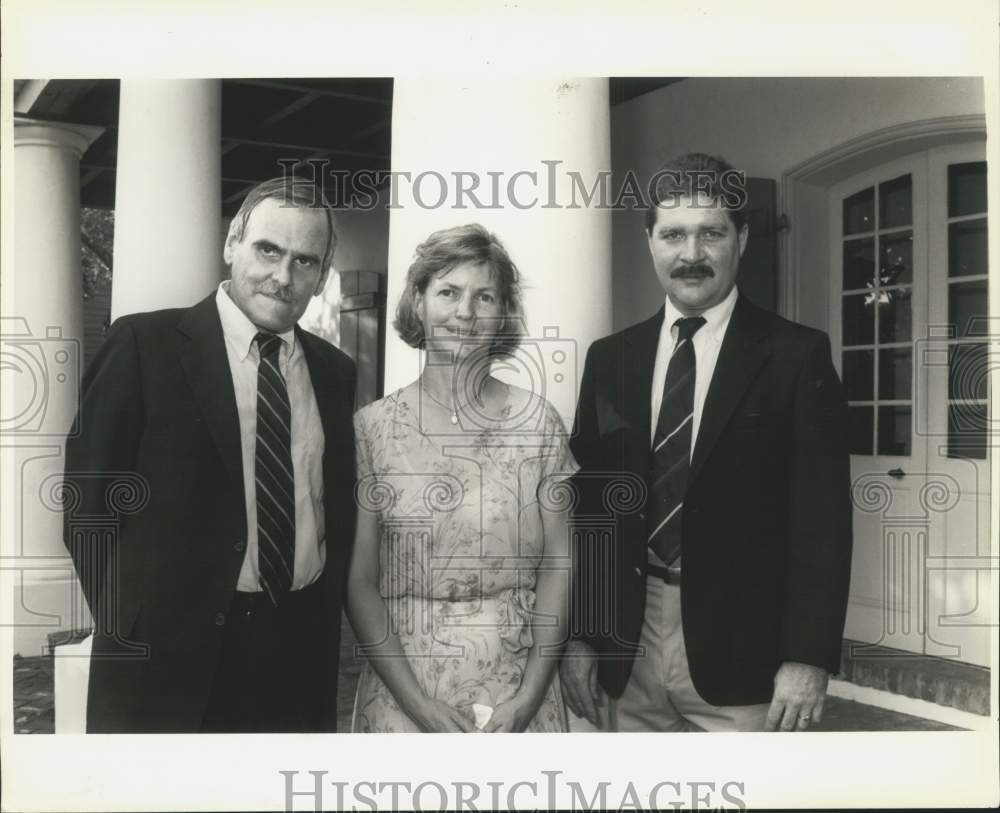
(215, 281, 296, 361)
(662, 284, 738, 346)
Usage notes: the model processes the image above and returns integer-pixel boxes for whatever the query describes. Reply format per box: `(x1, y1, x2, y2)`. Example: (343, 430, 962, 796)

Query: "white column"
(7, 118, 102, 655)
(11, 119, 101, 410)
(384, 79, 612, 425)
(111, 80, 222, 320)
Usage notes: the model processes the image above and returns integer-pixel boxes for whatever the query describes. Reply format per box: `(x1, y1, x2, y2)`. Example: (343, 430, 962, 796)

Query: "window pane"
(843, 238, 875, 289)
(949, 343, 989, 401)
(879, 347, 912, 401)
(843, 187, 875, 235)
(879, 174, 912, 229)
(848, 406, 874, 455)
(947, 403, 988, 460)
(948, 161, 988, 217)
(877, 286, 912, 343)
(948, 218, 988, 277)
(842, 349, 874, 401)
(877, 405, 911, 456)
(880, 231, 913, 286)
(949, 280, 989, 337)
(843, 293, 875, 346)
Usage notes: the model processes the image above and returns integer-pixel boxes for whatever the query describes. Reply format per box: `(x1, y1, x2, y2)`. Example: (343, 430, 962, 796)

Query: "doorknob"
(887, 468, 906, 479)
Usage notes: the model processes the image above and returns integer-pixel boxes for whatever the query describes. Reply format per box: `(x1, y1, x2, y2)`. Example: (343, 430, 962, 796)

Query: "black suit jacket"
(569, 293, 852, 706)
(63, 294, 357, 732)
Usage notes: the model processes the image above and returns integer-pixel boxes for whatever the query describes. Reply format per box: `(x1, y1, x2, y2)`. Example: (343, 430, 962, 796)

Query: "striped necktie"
(647, 316, 706, 568)
(254, 332, 295, 604)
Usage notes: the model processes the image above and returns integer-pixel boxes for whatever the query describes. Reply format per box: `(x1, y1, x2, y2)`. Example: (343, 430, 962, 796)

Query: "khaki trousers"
(609, 576, 769, 732)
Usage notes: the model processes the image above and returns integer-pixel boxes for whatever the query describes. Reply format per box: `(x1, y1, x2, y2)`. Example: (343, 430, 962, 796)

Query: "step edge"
(827, 679, 991, 731)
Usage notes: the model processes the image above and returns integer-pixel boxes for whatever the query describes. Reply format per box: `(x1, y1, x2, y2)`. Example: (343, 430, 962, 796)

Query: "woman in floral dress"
(347, 224, 577, 733)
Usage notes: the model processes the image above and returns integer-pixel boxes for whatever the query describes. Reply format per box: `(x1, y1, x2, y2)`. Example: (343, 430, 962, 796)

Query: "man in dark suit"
(560, 153, 852, 732)
(63, 178, 357, 733)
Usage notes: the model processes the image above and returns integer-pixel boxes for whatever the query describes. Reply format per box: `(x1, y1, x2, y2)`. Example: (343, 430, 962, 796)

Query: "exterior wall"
(610, 77, 986, 332)
(333, 190, 390, 277)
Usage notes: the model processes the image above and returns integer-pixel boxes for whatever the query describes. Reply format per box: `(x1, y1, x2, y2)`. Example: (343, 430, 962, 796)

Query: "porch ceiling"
(17, 78, 394, 216)
(15, 77, 681, 215)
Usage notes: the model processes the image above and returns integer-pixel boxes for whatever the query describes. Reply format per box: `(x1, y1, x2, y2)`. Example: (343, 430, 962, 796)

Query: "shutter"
(740, 177, 778, 312)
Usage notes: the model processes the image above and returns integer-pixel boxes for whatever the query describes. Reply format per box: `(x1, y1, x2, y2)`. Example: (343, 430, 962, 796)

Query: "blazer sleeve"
(779, 332, 853, 673)
(567, 344, 607, 650)
(63, 317, 145, 616)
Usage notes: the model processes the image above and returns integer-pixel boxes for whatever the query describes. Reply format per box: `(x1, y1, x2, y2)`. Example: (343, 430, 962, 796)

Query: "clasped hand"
(411, 692, 540, 733)
(480, 691, 542, 733)
(410, 697, 474, 733)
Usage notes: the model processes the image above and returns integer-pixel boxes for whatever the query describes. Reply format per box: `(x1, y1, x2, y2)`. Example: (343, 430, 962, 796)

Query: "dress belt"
(646, 562, 682, 584)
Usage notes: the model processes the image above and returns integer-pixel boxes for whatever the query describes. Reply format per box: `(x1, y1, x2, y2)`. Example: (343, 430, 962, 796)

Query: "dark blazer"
(63, 293, 357, 733)
(569, 293, 852, 706)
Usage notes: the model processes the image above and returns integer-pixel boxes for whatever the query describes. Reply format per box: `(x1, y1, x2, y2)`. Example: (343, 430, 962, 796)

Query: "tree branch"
(82, 231, 113, 272)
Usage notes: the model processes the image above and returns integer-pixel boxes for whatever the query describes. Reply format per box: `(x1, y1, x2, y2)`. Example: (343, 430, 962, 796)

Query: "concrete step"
(839, 639, 990, 716)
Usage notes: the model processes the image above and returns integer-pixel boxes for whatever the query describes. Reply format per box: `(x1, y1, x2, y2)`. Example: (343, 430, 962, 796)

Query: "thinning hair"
(645, 152, 748, 233)
(394, 223, 525, 358)
(227, 177, 338, 272)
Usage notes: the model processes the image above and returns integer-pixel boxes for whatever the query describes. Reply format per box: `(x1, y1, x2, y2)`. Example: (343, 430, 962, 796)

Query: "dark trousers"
(200, 580, 325, 733)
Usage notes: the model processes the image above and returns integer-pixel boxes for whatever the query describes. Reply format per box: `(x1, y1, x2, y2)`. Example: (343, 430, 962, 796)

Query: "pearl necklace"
(423, 387, 463, 425)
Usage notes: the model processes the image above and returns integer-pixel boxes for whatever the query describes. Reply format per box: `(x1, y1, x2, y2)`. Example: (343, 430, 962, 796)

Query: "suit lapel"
(297, 328, 344, 450)
(622, 308, 663, 472)
(689, 294, 771, 483)
(177, 295, 245, 491)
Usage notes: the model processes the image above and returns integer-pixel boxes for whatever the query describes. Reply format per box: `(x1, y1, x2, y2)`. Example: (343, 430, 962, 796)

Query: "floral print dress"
(351, 384, 578, 733)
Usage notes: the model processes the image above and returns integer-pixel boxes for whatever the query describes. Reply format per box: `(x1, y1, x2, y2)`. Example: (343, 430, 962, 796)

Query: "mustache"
(671, 263, 715, 279)
(255, 284, 294, 302)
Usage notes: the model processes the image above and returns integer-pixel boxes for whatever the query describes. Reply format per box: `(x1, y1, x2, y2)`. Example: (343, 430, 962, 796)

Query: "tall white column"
(384, 79, 613, 425)
(11, 119, 101, 401)
(111, 80, 222, 320)
(7, 118, 102, 655)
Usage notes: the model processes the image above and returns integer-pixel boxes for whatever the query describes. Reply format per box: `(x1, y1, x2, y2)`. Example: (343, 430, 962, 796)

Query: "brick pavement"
(12, 653, 54, 734)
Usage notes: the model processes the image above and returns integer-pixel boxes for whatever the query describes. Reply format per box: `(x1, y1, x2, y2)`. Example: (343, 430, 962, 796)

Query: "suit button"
(234, 540, 246, 553)
(638, 511, 646, 521)
(214, 612, 226, 626)
(634, 566, 643, 577)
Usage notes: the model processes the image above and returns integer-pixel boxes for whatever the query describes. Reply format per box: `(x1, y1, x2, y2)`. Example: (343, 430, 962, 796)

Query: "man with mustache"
(63, 177, 357, 732)
(561, 153, 852, 732)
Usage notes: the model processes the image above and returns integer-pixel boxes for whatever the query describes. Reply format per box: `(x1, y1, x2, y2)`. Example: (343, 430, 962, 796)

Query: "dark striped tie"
(254, 332, 295, 604)
(647, 316, 706, 568)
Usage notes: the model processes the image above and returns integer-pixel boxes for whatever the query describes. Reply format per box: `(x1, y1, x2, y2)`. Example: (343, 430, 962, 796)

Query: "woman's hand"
(481, 691, 542, 733)
(410, 697, 475, 733)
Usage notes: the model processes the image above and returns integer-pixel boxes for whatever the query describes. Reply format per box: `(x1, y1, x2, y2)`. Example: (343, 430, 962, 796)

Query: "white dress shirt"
(650, 285, 739, 454)
(215, 282, 326, 592)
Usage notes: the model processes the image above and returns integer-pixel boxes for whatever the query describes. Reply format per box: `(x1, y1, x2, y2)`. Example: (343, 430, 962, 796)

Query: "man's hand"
(765, 661, 829, 731)
(559, 640, 605, 728)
